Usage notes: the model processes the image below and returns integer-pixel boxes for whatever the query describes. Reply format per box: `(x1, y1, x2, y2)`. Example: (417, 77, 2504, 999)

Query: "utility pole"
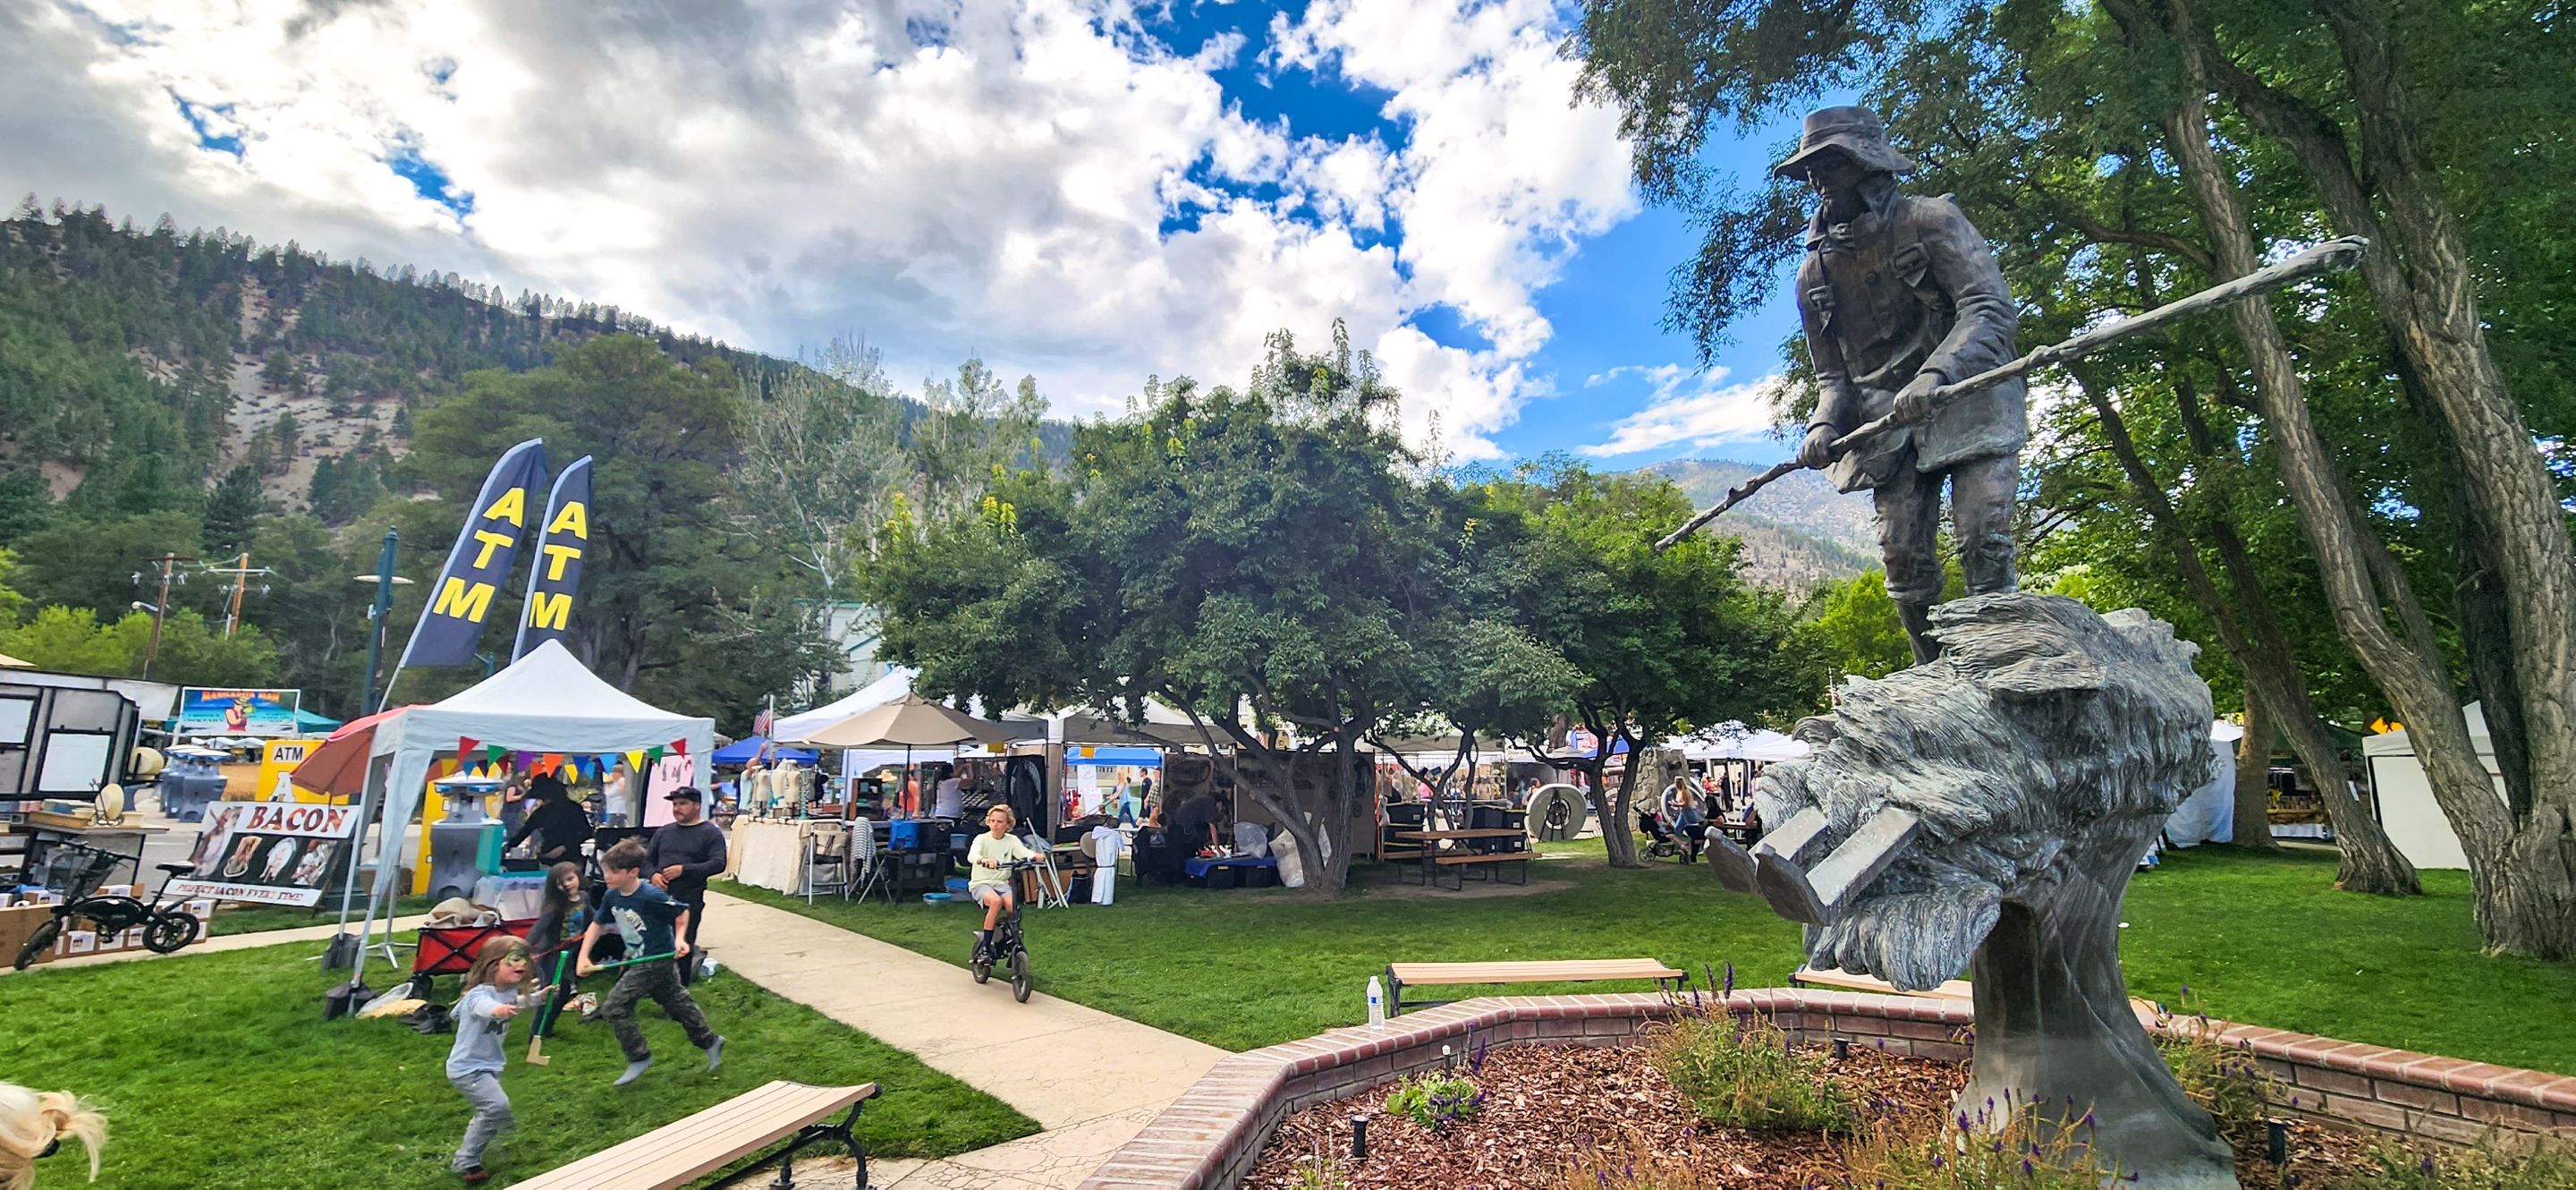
(137, 552, 192, 680)
(203, 552, 277, 638)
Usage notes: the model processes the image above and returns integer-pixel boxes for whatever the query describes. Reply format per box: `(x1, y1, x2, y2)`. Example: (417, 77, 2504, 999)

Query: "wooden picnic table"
(1394, 829, 1526, 841)
(1392, 829, 1534, 889)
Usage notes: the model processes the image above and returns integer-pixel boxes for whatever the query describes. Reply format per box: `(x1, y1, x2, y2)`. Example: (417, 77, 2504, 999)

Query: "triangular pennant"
(459, 735, 479, 761)
(646, 745, 666, 763)
(672, 738, 688, 757)
(515, 751, 535, 771)
(626, 751, 648, 771)
(486, 744, 509, 766)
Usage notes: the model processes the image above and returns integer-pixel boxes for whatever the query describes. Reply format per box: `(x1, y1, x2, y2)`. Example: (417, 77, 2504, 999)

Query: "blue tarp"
(710, 735, 820, 766)
(294, 708, 342, 733)
(1063, 745, 1164, 767)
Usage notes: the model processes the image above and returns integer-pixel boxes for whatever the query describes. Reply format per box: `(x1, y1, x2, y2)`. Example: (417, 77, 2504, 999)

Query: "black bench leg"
(769, 1099, 869, 1189)
(1384, 965, 1403, 1018)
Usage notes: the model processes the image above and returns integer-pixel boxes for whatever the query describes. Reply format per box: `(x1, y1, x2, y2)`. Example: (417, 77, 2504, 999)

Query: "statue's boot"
(1898, 599, 1939, 665)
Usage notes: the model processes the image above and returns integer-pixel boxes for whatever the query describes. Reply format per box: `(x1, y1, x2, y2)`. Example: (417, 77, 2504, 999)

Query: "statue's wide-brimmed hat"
(1773, 106, 1918, 179)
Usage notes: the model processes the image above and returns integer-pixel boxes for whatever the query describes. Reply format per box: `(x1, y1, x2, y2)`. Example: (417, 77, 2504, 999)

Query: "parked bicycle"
(13, 843, 203, 971)
(967, 859, 1041, 1003)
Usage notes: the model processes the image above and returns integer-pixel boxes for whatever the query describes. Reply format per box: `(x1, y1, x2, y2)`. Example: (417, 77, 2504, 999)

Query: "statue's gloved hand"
(1893, 372, 1942, 424)
(1799, 426, 1839, 469)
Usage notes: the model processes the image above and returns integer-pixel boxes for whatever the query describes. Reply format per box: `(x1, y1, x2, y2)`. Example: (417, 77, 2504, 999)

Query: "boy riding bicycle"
(968, 804, 1036, 963)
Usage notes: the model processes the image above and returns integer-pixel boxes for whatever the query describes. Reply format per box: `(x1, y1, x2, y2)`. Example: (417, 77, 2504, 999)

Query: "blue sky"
(4, 0, 1839, 469)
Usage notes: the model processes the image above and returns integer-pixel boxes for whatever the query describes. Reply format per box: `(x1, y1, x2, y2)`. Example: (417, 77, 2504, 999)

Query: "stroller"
(1636, 809, 1705, 863)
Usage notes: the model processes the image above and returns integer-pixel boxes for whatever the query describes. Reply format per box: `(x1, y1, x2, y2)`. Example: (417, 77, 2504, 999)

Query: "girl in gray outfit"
(447, 937, 548, 1184)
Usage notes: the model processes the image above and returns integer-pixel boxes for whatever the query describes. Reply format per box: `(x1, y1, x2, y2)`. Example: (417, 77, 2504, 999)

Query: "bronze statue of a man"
(1782, 106, 2025, 664)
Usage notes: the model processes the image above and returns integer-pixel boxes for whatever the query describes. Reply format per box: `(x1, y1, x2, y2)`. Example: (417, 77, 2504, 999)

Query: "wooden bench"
(1427, 849, 1535, 889)
(1384, 957, 1687, 1016)
(1791, 966, 1973, 999)
(512, 1080, 876, 1190)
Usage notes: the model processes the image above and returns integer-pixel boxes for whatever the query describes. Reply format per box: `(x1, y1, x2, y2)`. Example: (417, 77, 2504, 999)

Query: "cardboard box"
(0, 905, 40, 964)
(183, 898, 216, 919)
(99, 884, 132, 898)
(119, 927, 145, 950)
(64, 931, 96, 955)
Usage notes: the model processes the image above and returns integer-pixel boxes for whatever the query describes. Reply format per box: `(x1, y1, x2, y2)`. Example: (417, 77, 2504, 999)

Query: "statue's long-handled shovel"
(1654, 235, 2372, 551)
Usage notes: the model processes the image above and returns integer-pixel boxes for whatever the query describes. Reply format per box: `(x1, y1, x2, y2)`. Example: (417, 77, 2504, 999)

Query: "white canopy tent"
(2362, 702, 2505, 870)
(1671, 723, 1811, 763)
(347, 642, 715, 975)
(2164, 720, 2244, 848)
(774, 667, 1040, 743)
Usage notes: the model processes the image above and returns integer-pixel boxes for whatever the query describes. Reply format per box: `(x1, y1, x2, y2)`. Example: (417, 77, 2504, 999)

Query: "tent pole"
(318, 772, 377, 964)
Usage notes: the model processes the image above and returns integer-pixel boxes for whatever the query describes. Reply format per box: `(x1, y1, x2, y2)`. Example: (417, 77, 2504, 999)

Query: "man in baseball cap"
(647, 786, 725, 982)
(1777, 106, 2026, 664)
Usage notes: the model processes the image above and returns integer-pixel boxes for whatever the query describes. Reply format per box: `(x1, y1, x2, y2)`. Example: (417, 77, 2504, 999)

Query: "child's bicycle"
(13, 844, 204, 970)
(967, 859, 1043, 1003)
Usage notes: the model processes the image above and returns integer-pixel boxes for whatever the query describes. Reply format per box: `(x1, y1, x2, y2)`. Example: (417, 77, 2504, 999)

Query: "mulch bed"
(1246, 1038, 2388, 1189)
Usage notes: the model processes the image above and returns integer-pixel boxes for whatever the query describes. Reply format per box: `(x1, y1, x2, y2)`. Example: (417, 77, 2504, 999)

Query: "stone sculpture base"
(1962, 818, 2234, 1190)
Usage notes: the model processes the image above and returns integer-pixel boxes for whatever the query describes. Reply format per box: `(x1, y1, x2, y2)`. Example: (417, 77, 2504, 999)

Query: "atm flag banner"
(513, 455, 592, 659)
(400, 438, 548, 668)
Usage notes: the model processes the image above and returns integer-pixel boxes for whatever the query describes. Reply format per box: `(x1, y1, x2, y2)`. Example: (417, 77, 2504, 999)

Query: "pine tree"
(202, 464, 265, 554)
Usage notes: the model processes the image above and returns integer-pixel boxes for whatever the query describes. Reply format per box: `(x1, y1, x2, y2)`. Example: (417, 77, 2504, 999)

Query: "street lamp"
(350, 529, 414, 716)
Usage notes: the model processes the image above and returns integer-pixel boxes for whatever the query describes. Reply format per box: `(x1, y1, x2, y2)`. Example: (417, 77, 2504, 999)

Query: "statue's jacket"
(1798, 192, 2028, 493)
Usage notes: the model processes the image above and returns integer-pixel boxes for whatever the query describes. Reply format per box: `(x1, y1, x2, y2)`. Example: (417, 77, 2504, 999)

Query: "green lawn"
(0, 936, 1037, 1189)
(206, 893, 436, 937)
(734, 842, 2576, 1073)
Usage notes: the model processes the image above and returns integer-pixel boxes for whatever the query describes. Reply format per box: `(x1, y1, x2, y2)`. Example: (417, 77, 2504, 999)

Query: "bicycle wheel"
(968, 937, 991, 984)
(14, 916, 62, 971)
(1009, 948, 1030, 1003)
(143, 911, 199, 955)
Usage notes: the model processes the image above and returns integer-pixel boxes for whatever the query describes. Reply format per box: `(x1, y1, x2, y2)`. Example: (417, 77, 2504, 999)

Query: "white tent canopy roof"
(1671, 722, 1810, 763)
(2362, 702, 2490, 759)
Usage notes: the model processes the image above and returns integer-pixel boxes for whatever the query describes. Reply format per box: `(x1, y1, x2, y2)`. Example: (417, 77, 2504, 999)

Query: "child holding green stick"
(449, 937, 549, 1185)
(578, 839, 724, 1087)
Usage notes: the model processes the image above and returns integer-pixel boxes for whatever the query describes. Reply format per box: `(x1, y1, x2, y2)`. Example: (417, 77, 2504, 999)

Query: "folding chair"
(1021, 832, 1072, 910)
(848, 817, 894, 905)
(803, 824, 849, 904)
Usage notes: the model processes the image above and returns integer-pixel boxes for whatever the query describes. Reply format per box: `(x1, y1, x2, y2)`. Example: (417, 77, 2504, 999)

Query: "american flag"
(751, 699, 774, 737)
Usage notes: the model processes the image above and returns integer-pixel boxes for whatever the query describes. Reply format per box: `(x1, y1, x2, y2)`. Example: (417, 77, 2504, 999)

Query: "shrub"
(2332, 1140, 2576, 1190)
(1843, 1102, 2124, 1190)
(1384, 1072, 1483, 1132)
(1649, 1010, 1853, 1132)
(1553, 1144, 1724, 1188)
(1284, 1150, 1352, 1190)
(2153, 999, 2281, 1134)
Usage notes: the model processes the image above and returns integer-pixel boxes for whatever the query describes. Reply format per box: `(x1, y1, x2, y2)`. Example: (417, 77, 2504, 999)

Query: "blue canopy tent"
(711, 735, 820, 766)
(1062, 745, 1164, 767)
(293, 708, 342, 734)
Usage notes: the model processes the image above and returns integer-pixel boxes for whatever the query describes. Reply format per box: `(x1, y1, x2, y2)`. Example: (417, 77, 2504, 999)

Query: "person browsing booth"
(647, 786, 725, 984)
(969, 804, 1037, 963)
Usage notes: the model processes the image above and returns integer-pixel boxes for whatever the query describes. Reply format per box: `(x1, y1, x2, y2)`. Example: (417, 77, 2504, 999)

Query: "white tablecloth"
(727, 819, 846, 895)
(471, 872, 548, 922)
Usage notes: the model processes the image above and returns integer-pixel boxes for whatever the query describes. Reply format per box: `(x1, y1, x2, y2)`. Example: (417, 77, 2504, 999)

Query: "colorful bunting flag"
(459, 735, 479, 762)
(646, 745, 666, 763)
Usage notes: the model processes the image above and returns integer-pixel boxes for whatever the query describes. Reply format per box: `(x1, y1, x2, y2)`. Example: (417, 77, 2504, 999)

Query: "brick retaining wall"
(1077, 988, 2576, 1190)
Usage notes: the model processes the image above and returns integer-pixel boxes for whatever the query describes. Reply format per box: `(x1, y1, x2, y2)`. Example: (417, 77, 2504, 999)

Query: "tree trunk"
(2176, 0, 2575, 953)
(1591, 757, 1640, 869)
(2143, 0, 2552, 947)
(2073, 367, 2411, 888)
(2233, 690, 2276, 850)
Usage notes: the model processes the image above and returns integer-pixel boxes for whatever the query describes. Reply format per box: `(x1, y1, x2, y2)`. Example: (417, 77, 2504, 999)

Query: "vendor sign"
(175, 688, 301, 737)
(402, 438, 549, 669)
(169, 801, 363, 907)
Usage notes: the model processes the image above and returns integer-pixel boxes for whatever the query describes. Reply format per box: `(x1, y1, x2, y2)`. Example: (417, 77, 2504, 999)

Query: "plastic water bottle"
(1366, 975, 1386, 1029)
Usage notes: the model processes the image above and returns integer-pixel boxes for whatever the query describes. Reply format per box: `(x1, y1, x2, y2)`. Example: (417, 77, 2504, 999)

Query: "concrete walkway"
(696, 889, 1227, 1189)
(0, 914, 432, 977)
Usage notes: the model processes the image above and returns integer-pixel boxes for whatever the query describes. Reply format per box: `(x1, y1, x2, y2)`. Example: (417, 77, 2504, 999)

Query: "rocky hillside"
(1643, 457, 1875, 590)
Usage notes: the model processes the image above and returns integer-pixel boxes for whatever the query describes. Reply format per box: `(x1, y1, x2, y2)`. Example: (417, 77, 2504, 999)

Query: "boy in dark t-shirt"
(578, 838, 724, 1086)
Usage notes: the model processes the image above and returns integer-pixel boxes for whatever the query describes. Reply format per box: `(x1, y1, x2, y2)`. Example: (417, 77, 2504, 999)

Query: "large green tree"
(402, 334, 835, 723)
(868, 327, 1519, 892)
(1460, 461, 1830, 867)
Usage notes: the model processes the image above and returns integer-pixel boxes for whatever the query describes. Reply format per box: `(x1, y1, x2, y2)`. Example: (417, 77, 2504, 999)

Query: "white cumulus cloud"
(1579, 365, 1789, 457)
(0, 0, 1640, 463)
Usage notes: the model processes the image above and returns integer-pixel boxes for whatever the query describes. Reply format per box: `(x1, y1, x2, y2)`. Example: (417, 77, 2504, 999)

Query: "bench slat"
(512, 1081, 877, 1190)
(1389, 959, 1682, 984)
(1433, 851, 1536, 864)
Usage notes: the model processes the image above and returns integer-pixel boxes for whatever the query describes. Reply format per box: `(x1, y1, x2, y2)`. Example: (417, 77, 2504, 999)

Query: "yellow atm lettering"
(482, 487, 529, 527)
(547, 499, 587, 540)
(527, 591, 573, 631)
(432, 577, 497, 623)
(469, 529, 516, 568)
(538, 542, 582, 581)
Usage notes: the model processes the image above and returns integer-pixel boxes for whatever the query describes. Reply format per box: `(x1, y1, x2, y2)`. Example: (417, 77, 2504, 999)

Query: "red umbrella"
(290, 705, 418, 799)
